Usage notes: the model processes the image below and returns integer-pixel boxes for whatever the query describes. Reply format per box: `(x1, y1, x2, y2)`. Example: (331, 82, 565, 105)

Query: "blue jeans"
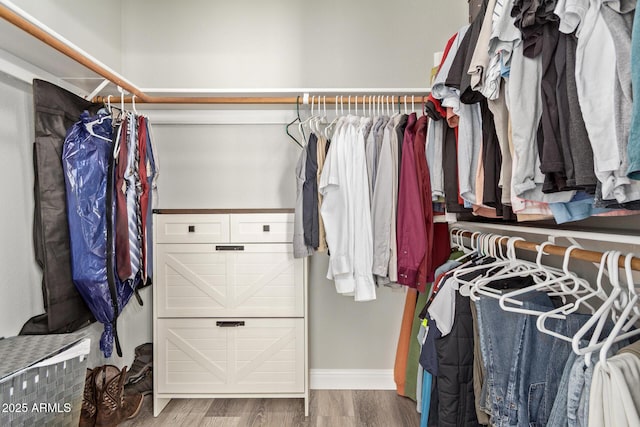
(547, 319, 624, 427)
(476, 292, 587, 427)
(476, 294, 552, 426)
(516, 310, 590, 427)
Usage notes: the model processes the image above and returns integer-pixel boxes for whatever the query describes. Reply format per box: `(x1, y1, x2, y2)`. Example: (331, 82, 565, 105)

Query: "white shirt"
(320, 118, 352, 286)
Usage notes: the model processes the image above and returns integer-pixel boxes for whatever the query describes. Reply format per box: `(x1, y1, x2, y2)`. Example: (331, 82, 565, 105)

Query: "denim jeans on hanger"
(565, 338, 627, 427)
(515, 310, 591, 427)
(475, 292, 554, 427)
(547, 349, 579, 426)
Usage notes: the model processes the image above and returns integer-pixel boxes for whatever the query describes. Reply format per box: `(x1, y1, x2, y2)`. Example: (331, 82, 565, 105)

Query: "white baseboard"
(310, 369, 395, 390)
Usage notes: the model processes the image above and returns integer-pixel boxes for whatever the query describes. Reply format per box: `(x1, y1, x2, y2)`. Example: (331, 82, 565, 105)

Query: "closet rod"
(0, 4, 430, 105)
(456, 229, 640, 272)
(92, 95, 430, 105)
(0, 3, 148, 101)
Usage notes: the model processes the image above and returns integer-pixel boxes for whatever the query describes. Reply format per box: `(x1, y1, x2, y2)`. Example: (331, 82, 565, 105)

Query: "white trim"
(310, 369, 395, 390)
(141, 109, 295, 125)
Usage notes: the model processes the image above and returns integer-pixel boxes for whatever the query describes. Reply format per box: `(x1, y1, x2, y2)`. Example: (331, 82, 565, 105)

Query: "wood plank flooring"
(120, 390, 421, 427)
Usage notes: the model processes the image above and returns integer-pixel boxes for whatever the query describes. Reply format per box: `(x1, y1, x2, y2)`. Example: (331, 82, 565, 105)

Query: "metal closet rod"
(0, 4, 429, 105)
(92, 94, 430, 105)
(456, 229, 640, 271)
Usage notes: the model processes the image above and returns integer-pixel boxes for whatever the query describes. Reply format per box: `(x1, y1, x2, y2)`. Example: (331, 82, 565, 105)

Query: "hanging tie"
(125, 113, 141, 284)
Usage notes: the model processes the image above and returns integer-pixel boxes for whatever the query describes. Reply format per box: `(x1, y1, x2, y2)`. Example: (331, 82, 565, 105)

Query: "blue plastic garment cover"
(62, 111, 133, 357)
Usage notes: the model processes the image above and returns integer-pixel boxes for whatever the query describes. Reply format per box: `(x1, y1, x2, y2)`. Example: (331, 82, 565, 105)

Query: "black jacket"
(435, 292, 482, 427)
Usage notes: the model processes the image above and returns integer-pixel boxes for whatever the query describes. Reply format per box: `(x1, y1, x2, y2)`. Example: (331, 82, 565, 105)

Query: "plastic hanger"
(106, 95, 113, 115)
(118, 86, 125, 113)
(492, 244, 581, 318)
(572, 251, 625, 359)
(466, 236, 532, 301)
(597, 253, 640, 368)
(457, 233, 511, 299)
(537, 250, 612, 346)
(312, 96, 328, 135)
(131, 94, 141, 116)
(84, 114, 112, 142)
(324, 96, 342, 140)
(286, 96, 304, 148)
(300, 96, 320, 137)
(497, 244, 585, 315)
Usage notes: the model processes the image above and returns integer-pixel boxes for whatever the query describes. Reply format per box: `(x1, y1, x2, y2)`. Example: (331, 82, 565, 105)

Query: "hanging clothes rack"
(0, 3, 429, 105)
(453, 228, 640, 271)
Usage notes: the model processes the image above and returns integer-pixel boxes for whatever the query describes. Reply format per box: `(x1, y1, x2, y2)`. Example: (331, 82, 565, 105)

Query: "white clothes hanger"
(456, 233, 508, 299)
(298, 96, 314, 140)
(492, 244, 582, 319)
(131, 95, 140, 115)
(572, 251, 625, 359)
(324, 97, 341, 139)
(597, 253, 640, 368)
(106, 95, 113, 114)
(404, 96, 408, 114)
(497, 245, 586, 315)
(466, 236, 536, 301)
(84, 114, 112, 142)
(536, 251, 612, 344)
(470, 236, 558, 301)
(313, 96, 329, 134)
(118, 85, 125, 113)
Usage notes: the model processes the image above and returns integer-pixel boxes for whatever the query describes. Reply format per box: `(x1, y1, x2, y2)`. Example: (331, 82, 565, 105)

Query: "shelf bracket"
(86, 78, 110, 101)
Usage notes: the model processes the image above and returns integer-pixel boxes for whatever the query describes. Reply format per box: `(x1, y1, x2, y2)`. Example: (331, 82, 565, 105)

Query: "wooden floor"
(120, 390, 421, 427)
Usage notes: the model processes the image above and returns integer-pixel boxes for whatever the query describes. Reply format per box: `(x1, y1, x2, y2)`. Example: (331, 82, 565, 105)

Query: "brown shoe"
(80, 368, 98, 427)
(94, 365, 144, 426)
(125, 367, 152, 396)
(126, 343, 152, 385)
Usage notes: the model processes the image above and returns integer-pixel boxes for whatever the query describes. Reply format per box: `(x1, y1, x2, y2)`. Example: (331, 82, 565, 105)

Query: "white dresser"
(152, 209, 308, 416)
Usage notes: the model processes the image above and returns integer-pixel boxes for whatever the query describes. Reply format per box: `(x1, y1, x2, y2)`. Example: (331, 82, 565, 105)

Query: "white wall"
(121, 0, 469, 372)
(121, 0, 468, 88)
(0, 74, 42, 338)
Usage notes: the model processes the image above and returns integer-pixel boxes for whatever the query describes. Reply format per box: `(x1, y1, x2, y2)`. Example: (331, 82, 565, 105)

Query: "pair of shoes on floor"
(80, 365, 144, 427)
(125, 343, 152, 397)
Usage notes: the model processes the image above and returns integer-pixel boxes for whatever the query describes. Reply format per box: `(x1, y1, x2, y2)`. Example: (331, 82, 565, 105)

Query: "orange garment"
(394, 288, 418, 396)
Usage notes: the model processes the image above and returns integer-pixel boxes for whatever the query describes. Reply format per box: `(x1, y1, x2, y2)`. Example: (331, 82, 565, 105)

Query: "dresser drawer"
(230, 213, 294, 243)
(156, 243, 303, 317)
(156, 214, 230, 243)
(157, 318, 305, 394)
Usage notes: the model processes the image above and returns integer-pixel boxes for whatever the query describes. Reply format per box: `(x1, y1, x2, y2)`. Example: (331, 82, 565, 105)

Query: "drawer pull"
(188, 225, 195, 233)
(216, 321, 245, 328)
(263, 225, 270, 232)
(215, 245, 245, 251)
